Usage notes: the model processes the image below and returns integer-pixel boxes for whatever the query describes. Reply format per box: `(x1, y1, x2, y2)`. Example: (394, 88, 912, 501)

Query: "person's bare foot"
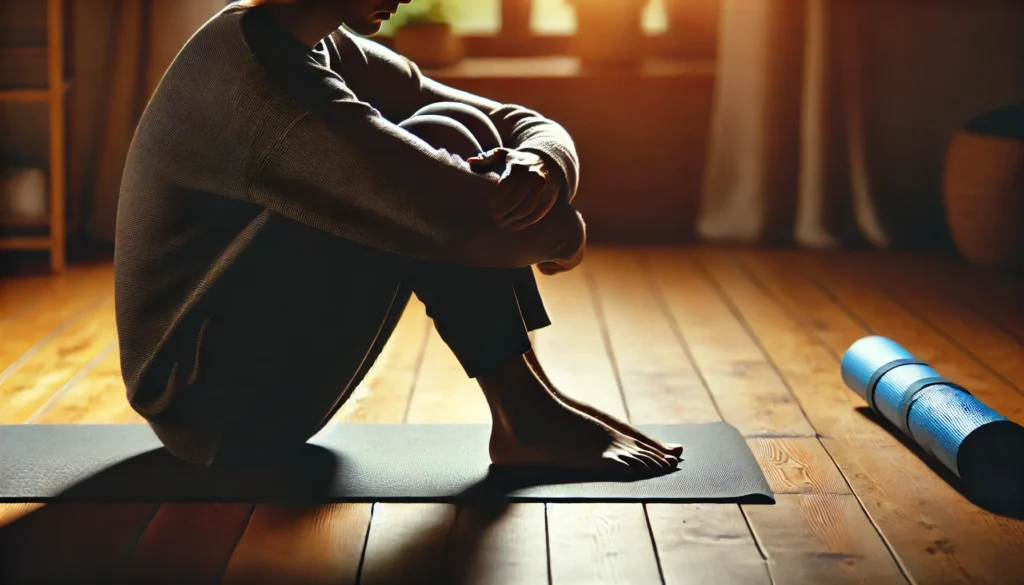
(524, 350, 684, 459)
(478, 354, 678, 474)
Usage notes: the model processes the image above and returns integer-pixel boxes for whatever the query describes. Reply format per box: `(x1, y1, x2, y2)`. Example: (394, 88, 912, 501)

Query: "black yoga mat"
(0, 423, 773, 504)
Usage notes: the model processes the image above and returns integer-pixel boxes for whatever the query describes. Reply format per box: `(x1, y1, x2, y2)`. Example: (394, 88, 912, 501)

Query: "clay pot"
(568, 0, 647, 67)
(944, 105, 1024, 265)
(393, 23, 465, 69)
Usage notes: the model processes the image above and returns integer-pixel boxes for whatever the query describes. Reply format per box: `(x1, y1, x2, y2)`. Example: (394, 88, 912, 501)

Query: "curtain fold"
(83, 0, 224, 243)
(696, 0, 888, 248)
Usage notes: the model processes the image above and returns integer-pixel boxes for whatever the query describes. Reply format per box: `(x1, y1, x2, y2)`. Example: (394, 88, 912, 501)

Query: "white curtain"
(696, 0, 888, 248)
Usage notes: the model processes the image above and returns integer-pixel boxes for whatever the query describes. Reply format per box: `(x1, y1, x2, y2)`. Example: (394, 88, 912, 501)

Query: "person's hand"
(468, 148, 561, 231)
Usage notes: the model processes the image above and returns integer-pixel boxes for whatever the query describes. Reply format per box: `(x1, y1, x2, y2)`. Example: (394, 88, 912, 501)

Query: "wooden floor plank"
(701, 249, 1024, 585)
(584, 248, 719, 424)
(32, 340, 139, 424)
(0, 503, 159, 584)
(798, 253, 1024, 424)
(746, 437, 851, 495)
(405, 326, 491, 424)
(733, 251, 865, 360)
(646, 503, 771, 585)
(0, 267, 112, 375)
(0, 503, 45, 528)
(833, 253, 1024, 397)
(6, 250, 1023, 585)
(0, 275, 57, 322)
(547, 503, 662, 585)
(359, 503, 457, 585)
(641, 248, 905, 583)
(221, 503, 371, 585)
(402, 298, 548, 585)
(644, 249, 815, 437)
(903, 253, 1024, 346)
(533, 266, 629, 420)
(0, 263, 110, 324)
(537, 255, 674, 584)
(588, 248, 768, 583)
(121, 503, 255, 584)
(0, 296, 118, 423)
(447, 502, 548, 585)
(333, 301, 430, 424)
(745, 494, 908, 584)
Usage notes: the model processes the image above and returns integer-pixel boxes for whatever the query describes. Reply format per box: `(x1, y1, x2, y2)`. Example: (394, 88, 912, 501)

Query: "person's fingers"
(467, 147, 504, 166)
(491, 190, 529, 223)
(491, 175, 541, 222)
(499, 185, 546, 228)
(504, 183, 559, 231)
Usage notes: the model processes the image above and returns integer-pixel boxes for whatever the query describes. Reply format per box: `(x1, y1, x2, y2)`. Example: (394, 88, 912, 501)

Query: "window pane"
(531, 0, 667, 35)
(377, 0, 500, 36)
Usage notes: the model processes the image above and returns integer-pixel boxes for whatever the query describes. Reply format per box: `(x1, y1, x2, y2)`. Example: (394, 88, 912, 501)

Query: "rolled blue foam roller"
(842, 335, 1024, 517)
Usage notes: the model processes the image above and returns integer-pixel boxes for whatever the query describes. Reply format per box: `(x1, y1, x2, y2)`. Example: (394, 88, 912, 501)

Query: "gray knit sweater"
(114, 3, 582, 409)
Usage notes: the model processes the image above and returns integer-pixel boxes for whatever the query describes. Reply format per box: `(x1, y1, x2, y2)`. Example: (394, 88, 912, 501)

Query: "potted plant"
(662, 0, 720, 59)
(567, 0, 648, 67)
(391, 0, 465, 69)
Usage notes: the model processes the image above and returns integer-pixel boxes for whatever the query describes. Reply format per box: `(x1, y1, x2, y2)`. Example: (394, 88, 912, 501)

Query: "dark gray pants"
(150, 102, 552, 468)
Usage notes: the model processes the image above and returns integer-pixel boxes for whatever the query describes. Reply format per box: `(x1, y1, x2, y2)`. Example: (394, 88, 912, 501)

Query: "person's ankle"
(478, 353, 536, 392)
(478, 353, 558, 419)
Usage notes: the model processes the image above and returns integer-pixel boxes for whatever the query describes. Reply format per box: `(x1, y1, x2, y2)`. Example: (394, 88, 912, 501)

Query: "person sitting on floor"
(114, 0, 683, 472)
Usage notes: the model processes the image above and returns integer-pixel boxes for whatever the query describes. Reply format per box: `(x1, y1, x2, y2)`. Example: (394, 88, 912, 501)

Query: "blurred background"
(1, 0, 1023, 274)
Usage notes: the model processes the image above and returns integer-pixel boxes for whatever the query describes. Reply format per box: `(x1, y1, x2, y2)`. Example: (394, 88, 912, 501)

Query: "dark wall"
(858, 0, 1024, 248)
(435, 64, 715, 244)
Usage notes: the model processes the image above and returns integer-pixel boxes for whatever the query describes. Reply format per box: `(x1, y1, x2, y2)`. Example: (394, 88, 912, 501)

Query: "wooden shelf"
(0, 78, 72, 102)
(0, 236, 52, 251)
(0, 215, 50, 227)
(2, 0, 71, 272)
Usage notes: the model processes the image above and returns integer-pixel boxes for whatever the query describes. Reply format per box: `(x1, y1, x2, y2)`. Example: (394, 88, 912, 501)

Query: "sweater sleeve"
(245, 71, 584, 269)
(335, 33, 581, 204)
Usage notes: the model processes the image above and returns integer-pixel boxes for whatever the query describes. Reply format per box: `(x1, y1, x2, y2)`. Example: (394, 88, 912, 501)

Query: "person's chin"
(351, 14, 389, 36)
(343, 19, 380, 36)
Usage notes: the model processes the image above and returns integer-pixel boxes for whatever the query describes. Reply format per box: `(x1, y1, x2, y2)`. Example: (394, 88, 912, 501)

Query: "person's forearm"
(248, 106, 582, 269)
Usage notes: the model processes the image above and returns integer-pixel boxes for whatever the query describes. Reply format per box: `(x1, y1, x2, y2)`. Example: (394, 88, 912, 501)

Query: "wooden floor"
(1, 246, 1023, 584)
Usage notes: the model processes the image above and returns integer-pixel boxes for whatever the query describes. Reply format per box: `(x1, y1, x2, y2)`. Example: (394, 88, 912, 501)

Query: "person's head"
(244, 0, 412, 37)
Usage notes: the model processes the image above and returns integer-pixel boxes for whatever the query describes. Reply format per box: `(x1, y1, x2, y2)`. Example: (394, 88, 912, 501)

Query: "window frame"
(372, 0, 719, 61)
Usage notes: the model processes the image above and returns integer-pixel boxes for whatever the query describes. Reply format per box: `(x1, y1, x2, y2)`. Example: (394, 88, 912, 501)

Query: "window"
(378, 0, 668, 37)
(377, 0, 500, 36)
(531, 0, 667, 35)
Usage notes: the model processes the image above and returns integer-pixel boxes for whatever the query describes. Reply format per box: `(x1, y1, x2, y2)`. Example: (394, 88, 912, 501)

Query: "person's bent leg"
(143, 220, 412, 469)
(397, 114, 678, 474)
(408, 101, 503, 153)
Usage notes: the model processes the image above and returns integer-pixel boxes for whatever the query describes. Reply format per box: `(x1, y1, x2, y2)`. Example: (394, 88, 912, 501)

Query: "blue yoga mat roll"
(842, 336, 1024, 518)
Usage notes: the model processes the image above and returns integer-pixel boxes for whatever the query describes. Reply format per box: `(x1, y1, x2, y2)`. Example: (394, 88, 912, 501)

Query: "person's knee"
(411, 102, 502, 153)
(399, 114, 482, 158)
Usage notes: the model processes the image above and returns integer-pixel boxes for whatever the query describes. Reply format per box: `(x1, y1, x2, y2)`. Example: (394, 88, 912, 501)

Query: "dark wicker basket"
(944, 104, 1024, 265)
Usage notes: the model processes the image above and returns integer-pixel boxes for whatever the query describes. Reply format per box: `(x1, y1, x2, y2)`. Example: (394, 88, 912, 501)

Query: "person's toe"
(631, 450, 665, 471)
(644, 448, 678, 470)
(617, 451, 653, 473)
(664, 442, 684, 457)
(602, 454, 635, 474)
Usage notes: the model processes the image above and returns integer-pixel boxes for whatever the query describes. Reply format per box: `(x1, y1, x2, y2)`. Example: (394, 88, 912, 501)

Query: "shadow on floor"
(0, 442, 667, 584)
(856, 407, 1024, 520)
